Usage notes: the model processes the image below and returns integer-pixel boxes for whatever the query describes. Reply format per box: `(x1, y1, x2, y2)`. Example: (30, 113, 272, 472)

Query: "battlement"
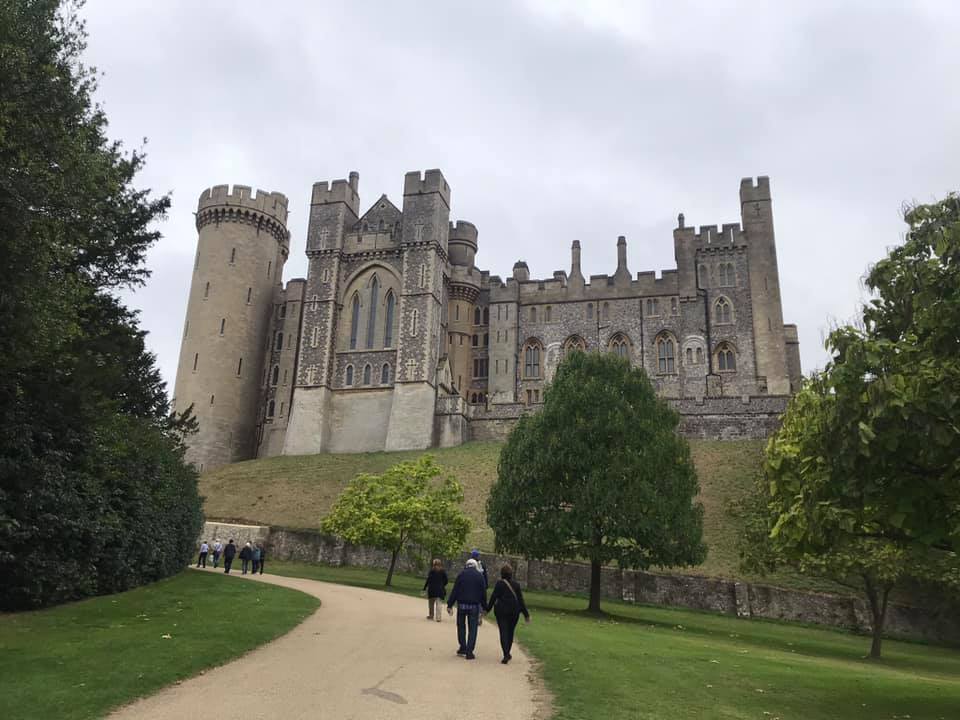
(740, 176, 771, 204)
(198, 184, 289, 225)
(403, 169, 451, 205)
(311, 176, 361, 216)
(448, 220, 478, 247)
(673, 222, 743, 250)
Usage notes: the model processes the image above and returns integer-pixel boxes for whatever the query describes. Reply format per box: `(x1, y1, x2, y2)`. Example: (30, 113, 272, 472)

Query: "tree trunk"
(864, 575, 892, 659)
(588, 558, 602, 614)
(385, 547, 400, 587)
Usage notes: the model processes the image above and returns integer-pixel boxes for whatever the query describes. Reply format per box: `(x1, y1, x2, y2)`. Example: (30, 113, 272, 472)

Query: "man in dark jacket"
(223, 539, 237, 574)
(446, 558, 487, 659)
(239, 542, 253, 574)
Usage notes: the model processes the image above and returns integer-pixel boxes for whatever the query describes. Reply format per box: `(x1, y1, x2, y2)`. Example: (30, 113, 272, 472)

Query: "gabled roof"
(353, 194, 401, 231)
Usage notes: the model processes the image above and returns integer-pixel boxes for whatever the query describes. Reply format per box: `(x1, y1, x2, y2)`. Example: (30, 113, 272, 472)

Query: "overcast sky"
(81, 1, 960, 393)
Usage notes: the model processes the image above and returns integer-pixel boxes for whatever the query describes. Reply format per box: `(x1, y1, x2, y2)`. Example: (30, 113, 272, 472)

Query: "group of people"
(423, 549, 530, 664)
(196, 539, 266, 575)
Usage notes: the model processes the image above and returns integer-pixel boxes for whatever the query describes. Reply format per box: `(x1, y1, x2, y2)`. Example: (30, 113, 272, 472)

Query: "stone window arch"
(410, 309, 419, 337)
(530, 306, 537, 323)
(545, 306, 552, 322)
(362, 364, 372, 385)
(608, 333, 631, 360)
(656, 333, 677, 374)
(685, 347, 693, 365)
(714, 296, 733, 325)
(586, 304, 594, 320)
(523, 339, 543, 378)
(472, 334, 478, 347)
(696, 347, 704, 364)
(381, 363, 391, 384)
(275, 331, 284, 351)
(384, 291, 396, 347)
(474, 307, 481, 325)
(602, 302, 610, 321)
(698, 263, 709, 287)
(719, 262, 735, 287)
(366, 276, 379, 349)
(563, 335, 587, 357)
(271, 364, 280, 386)
(715, 342, 737, 372)
(483, 307, 489, 324)
(349, 293, 360, 349)
(267, 400, 275, 417)
(345, 365, 354, 386)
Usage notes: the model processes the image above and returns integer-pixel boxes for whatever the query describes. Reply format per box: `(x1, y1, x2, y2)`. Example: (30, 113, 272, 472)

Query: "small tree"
(487, 351, 706, 613)
(321, 456, 470, 586)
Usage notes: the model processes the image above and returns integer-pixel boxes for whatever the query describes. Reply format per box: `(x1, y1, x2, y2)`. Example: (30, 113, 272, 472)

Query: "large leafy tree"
(487, 351, 706, 613)
(739, 194, 960, 658)
(0, 0, 201, 609)
(321, 456, 471, 586)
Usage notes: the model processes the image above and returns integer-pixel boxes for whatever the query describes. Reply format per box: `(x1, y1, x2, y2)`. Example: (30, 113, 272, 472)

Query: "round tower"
(446, 221, 480, 397)
(173, 184, 290, 472)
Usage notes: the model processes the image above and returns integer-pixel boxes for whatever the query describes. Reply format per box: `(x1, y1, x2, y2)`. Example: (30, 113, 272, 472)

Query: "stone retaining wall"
(201, 521, 960, 645)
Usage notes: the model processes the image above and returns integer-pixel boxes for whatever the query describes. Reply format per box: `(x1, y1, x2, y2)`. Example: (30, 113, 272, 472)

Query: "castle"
(173, 169, 801, 472)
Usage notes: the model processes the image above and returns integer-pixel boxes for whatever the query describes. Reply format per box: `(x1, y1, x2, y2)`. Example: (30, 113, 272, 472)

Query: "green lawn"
(268, 560, 960, 720)
(0, 570, 319, 720)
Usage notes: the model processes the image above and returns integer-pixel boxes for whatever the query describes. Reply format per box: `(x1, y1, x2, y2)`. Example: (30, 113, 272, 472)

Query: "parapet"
(740, 176, 771, 204)
(784, 324, 799, 343)
(448, 220, 478, 247)
(311, 176, 361, 216)
(403, 169, 451, 205)
(512, 261, 530, 282)
(197, 184, 289, 226)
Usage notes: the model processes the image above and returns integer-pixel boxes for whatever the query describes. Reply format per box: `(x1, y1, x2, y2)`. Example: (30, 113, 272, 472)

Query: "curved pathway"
(109, 567, 546, 720)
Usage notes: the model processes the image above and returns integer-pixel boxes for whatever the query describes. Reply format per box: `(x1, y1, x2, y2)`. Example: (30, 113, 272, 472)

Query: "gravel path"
(108, 567, 546, 720)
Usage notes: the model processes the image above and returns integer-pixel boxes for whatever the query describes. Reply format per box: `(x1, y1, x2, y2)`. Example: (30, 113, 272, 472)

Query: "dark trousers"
(241, 558, 250, 574)
(196, 551, 207, 568)
(213, 551, 221, 568)
(252, 559, 259, 574)
(259, 558, 265, 574)
(224, 557, 233, 573)
(456, 607, 480, 654)
(497, 613, 520, 658)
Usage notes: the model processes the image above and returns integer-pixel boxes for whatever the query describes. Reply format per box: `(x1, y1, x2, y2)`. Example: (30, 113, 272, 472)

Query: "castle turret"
(173, 184, 290, 471)
(741, 176, 790, 395)
(447, 220, 481, 396)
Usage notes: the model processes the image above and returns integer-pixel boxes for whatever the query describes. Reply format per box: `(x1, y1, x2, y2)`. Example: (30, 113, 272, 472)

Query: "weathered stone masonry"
(175, 170, 802, 470)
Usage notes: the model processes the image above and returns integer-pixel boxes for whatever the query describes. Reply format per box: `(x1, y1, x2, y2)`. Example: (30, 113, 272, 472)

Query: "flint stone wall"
(201, 521, 960, 645)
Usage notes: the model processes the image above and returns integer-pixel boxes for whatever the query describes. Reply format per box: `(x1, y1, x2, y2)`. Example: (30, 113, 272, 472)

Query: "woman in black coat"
(484, 563, 530, 664)
(423, 558, 448, 622)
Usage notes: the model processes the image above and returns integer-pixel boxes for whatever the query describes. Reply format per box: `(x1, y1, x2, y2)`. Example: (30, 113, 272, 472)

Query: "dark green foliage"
(0, 0, 201, 609)
(487, 351, 706, 612)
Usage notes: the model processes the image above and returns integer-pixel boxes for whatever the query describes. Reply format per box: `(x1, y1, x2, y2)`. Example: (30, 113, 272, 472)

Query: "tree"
(739, 194, 960, 658)
(0, 0, 202, 609)
(321, 456, 470, 586)
(487, 351, 706, 614)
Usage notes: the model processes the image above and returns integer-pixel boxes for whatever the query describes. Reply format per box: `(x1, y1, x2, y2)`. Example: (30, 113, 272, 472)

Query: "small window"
(685, 348, 693, 365)
(311, 325, 320, 348)
(696, 347, 704, 364)
(523, 341, 542, 378)
(267, 260, 272, 278)
(204, 282, 210, 299)
(381, 363, 390, 384)
(219, 318, 225, 335)
(483, 333, 488, 347)
(267, 400, 275, 417)
(280, 303, 286, 319)
(283, 369, 288, 385)
(210, 394, 215, 405)
(472, 335, 478, 347)
(246, 287, 252, 304)
(184, 321, 189, 338)
(483, 307, 489, 324)
(671, 297, 678, 314)
(530, 307, 537, 322)
(609, 334, 629, 359)
(193, 353, 198, 371)
(545, 306, 552, 322)
(656, 335, 676, 374)
(345, 365, 354, 386)
(602, 302, 610, 320)
(236, 357, 243, 376)
(350, 294, 360, 349)
(279, 401, 285, 416)
(275, 332, 284, 350)
(586, 304, 593, 320)
(271, 365, 279, 386)
(363, 364, 371, 385)
(410, 309, 419, 336)
(230, 247, 236, 264)
(719, 262, 735, 287)
(455, 305, 460, 321)
(716, 343, 737, 372)
(474, 307, 481, 325)
(715, 297, 732, 324)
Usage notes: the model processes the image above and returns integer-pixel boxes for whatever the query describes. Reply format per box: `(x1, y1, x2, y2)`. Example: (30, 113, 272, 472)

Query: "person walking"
(484, 563, 530, 664)
(470, 549, 488, 588)
(239, 542, 253, 574)
(422, 559, 448, 622)
(212, 539, 223, 568)
(446, 558, 487, 659)
(252, 544, 261, 574)
(223, 539, 237, 574)
(257, 543, 266, 574)
(196, 541, 209, 568)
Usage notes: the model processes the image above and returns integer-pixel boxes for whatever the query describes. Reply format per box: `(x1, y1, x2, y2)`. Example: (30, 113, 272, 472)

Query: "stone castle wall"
(201, 521, 960, 646)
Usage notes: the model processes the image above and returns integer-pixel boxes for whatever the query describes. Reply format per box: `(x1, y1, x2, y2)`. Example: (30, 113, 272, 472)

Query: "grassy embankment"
(0, 571, 319, 720)
(267, 561, 960, 720)
(202, 439, 837, 591)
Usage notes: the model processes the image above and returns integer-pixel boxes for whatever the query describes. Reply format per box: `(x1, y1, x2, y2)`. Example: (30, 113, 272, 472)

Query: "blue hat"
(470, 549, 480, 558)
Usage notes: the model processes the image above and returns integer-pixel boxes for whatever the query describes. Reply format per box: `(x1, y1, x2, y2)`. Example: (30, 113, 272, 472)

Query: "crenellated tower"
(173, 184, 290, 471)
(447, 220, 480, 395)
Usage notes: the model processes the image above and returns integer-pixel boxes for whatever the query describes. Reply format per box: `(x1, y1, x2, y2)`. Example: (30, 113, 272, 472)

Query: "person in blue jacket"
(446, 558, 487, 659)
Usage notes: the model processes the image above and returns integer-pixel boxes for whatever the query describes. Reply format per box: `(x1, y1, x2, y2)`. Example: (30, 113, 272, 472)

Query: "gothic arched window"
(716, 343, 737, 372)
(609, 333, 630, 360)
(474, 307, 481, 325)
(530, 307, 537, 323)
(267, 400, 275, 417)
(271, 365, 280, 386)
(563, 335, 587, 357)
(602, 302, 610, 320)
(523, 340, 542, 378)
(483, 307, 489, 324)
(586, 304, 594, 320)
(366, 277, 379, 348)
(685, 348, 693, 365)
(381, 363, 390, 384)
(719, 262, 735, 287)
(384, 291, 395, 347)
(656, 334, 676, 374)
(363, 364, 372, 385)
(715, 296, 733, 324)
(545, 306, 552, 322)
(345, 365, 354, 386)
(349, 294, 360, 349)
